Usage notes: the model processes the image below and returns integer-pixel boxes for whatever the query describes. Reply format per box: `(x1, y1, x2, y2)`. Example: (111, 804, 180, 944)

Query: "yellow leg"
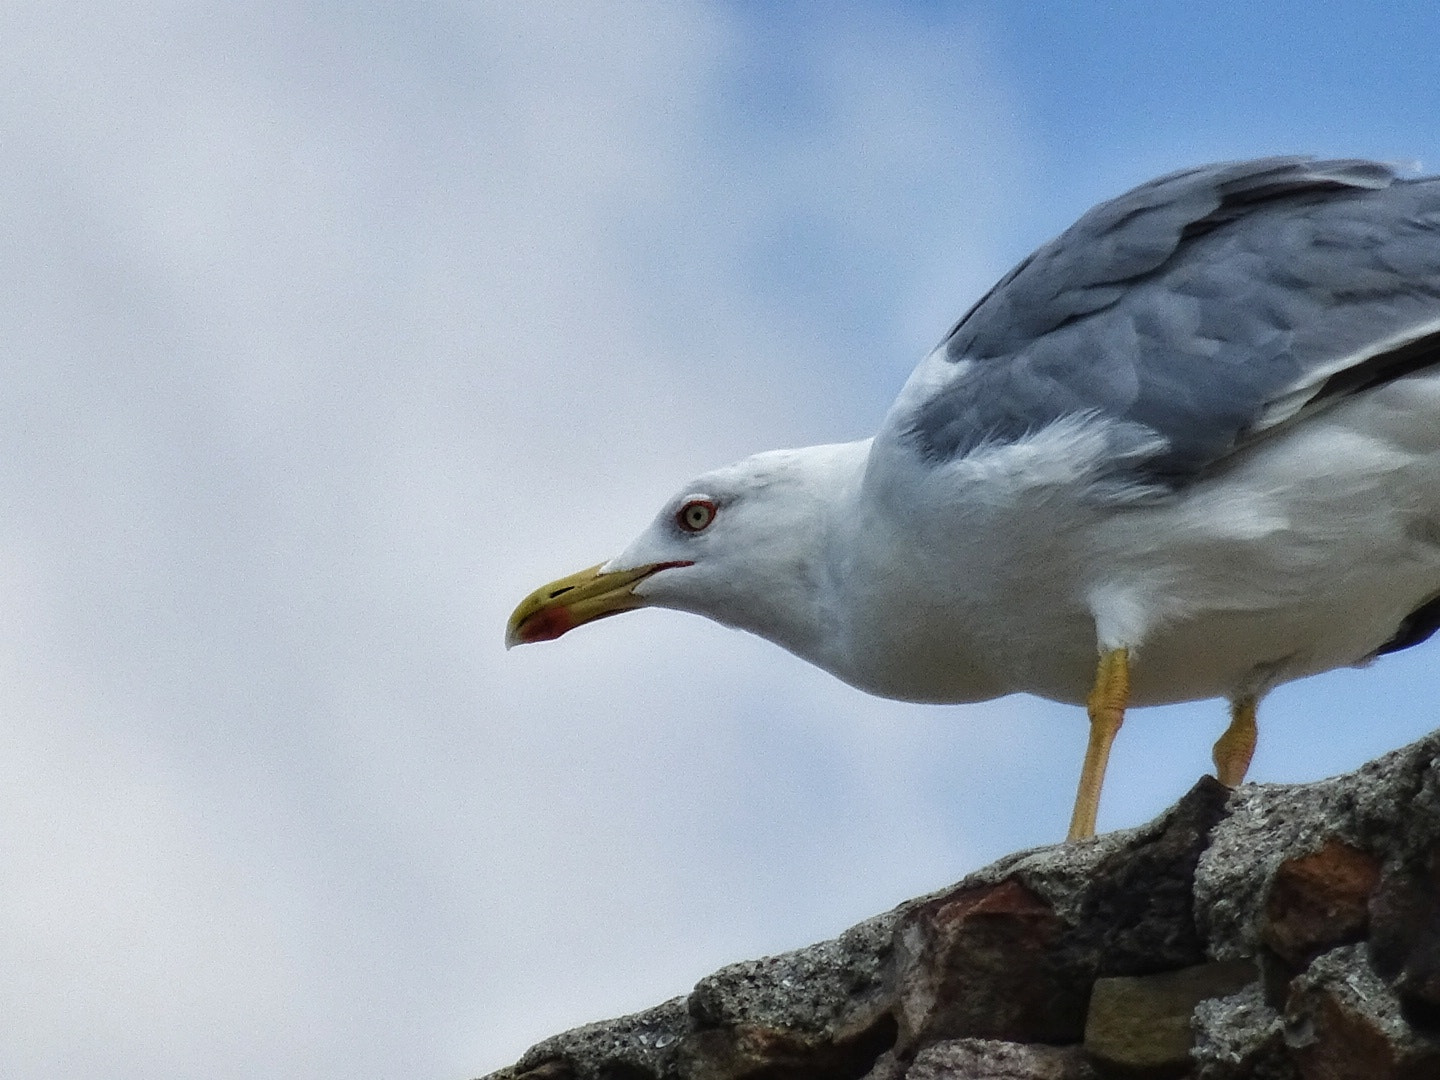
(1212, 696, 1258, 788)
(1068, 648, 1130, 841)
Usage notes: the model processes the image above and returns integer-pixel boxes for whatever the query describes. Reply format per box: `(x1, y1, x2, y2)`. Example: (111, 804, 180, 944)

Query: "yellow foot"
(1068, 647, 1130, 841)
(1212, 696, 1258, 788)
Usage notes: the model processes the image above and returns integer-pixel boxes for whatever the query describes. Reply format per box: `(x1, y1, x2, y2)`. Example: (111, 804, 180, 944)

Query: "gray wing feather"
(896, 157, 1440, 493)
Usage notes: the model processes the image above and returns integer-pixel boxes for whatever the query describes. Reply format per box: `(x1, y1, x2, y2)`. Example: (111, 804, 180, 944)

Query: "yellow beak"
(505, 560, 690, 648)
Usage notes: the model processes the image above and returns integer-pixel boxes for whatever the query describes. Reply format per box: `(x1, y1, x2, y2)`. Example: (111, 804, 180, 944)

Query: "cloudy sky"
(6, 3, 1440, 1078)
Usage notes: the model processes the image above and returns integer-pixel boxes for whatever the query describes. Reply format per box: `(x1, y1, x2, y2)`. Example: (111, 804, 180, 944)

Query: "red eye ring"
(676, 498, 717, 533)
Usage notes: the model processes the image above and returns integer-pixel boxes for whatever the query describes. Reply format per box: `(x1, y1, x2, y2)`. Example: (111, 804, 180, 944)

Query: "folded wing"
(877, 157, 1440, 499)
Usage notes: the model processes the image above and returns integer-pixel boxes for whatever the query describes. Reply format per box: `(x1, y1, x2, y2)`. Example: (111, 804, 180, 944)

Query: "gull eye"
(676, 498, 717, 533)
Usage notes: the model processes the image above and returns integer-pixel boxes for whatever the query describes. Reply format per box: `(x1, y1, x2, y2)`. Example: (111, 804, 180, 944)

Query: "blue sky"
(5, 3, 1440, 1078)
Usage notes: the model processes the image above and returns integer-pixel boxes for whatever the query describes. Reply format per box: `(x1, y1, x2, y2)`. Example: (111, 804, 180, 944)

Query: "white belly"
(836, 372, 1440, 708)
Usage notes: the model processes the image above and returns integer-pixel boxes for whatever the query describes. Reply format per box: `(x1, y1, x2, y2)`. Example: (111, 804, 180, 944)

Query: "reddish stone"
(893, 878, 1079, 1048)
(1284, 945, 1440, 1080)
(934, 879, 1059, 926)
(1261, 838, 1380, 966)
(682, 1014, 898, 1080)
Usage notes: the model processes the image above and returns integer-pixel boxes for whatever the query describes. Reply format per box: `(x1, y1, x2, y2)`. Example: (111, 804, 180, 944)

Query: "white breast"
(831, 371, 1440, 708)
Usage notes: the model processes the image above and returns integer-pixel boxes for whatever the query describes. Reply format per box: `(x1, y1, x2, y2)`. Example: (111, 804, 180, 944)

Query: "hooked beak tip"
(505, 560, 694, 652)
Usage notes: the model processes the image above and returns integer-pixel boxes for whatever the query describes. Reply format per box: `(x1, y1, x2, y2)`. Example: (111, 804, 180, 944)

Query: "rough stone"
(1196, 735, 1439, 964)
(1260, 839, 1380, 967)
(1369, 841, 1440, 1029)
(1068, 778, 1232, 975)
(688, 909, 896, 1034)
(680, 903, 901, 1079)
(679, 1015, 897, 1080)
(893, 877, 1075, 1047)
(479, 730, 1440, 1080)
(1283, 943, 1440, 1080)
(506, 997, 689, 1080)
(905, 1038, 1097, 1079)
(973, 777, 1231, 977)
(1191, 982, 1293, 1080)
(887, 777, 1232, 1053)
(1083, 960, 1256, 1078)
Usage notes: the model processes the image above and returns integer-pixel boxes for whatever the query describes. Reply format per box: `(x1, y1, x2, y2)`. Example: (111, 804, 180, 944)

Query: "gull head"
(506, 442, 869, 658)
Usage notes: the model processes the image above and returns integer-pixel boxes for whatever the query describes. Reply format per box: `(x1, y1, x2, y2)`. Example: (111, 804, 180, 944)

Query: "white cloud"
(0, 3, 1037, 1077)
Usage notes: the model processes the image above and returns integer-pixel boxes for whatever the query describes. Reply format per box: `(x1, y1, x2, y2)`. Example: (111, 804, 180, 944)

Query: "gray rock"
(504, 997, 688, 1080)
(688, 908, 896, 1033)
(1196, 734, 1439, 964)
(477, 730, 1440, 1080)
(904, 1038, 1097, 1079)
(1191, 981, 1293, 1080)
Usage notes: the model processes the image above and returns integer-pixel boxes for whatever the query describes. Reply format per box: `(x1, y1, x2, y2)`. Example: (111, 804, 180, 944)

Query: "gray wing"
(885, 157, 1440, 496)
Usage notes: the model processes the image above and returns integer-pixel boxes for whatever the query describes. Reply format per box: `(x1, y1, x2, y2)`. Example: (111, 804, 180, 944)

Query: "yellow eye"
(676, 498, 717, 533)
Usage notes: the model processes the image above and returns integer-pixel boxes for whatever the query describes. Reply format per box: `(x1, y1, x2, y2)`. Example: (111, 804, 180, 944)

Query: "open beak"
(505, 561, 690, 648)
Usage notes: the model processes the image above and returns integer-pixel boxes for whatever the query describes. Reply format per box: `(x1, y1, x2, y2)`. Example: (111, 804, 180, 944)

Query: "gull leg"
(1068, 648, 1131, 841)
(1212, 695, 1258, 788)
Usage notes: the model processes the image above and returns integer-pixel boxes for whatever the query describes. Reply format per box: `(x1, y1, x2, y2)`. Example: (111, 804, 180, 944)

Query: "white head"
(507, 442, 870, 668)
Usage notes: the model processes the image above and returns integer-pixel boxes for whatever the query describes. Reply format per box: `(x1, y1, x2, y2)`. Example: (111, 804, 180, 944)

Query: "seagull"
(507, 157, 1440, 840)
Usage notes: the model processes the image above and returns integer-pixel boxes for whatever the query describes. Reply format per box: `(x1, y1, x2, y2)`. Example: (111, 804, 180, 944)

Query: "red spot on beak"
(515, 604, 578, 644)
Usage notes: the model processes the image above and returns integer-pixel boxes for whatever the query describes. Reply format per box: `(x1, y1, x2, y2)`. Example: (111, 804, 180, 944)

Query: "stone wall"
(480, 729, 1440, 1080)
